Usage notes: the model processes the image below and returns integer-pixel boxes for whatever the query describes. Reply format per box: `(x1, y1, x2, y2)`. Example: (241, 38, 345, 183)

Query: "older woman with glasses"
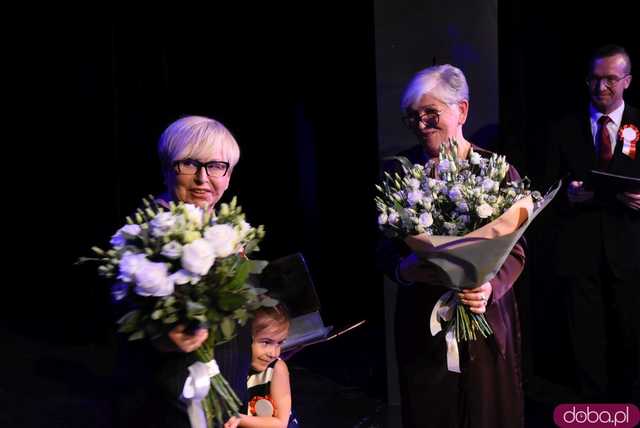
(117, 116, 250, 428)
(378, 64, 527, 428)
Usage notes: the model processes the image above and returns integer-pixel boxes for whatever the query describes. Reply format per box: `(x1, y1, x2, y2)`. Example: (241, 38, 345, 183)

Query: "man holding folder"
(546, 45, 639, 404)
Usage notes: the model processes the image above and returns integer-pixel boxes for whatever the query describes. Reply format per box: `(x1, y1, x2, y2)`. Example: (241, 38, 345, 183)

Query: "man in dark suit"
(546, 45, 639, 404)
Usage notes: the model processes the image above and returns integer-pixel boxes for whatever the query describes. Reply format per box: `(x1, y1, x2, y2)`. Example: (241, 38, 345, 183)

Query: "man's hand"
(616, 191, 640, 210)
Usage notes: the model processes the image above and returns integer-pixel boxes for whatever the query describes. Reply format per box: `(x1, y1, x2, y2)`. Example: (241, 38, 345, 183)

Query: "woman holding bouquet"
(116, 115, 251, 428)
(378, 65, 526, 428)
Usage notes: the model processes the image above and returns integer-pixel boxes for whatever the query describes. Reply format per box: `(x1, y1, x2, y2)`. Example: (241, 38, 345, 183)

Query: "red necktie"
(597, 115, 612, 170)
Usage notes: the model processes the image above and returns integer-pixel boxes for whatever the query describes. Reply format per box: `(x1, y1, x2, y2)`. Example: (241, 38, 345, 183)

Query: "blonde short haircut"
(157, 116, 240, 175)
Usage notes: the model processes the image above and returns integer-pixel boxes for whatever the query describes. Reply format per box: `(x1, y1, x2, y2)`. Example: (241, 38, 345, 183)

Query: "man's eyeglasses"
(586, 74, 629, 88)
(173, 159, 230, 177)
(402, 108, 441, 129)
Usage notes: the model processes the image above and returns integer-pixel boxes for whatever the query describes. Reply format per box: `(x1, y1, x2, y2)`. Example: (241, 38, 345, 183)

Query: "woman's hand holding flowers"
(458, 282, 492, 314)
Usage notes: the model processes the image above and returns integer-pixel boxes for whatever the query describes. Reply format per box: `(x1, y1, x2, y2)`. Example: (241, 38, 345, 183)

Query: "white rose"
(407, 190, 424, 206)
(418, 212, 433, 228)
(182, 239, 216, 275)
(204, 224, 239, 258)
(134, 260, 174, 297)
(378, 212, 388, 225)
(477, 203, 494, 219)
(118, 252, 147, 283)
(110, 224, 142, 247)
(151, 212, 177, 238)
(161, 241, 183, 259)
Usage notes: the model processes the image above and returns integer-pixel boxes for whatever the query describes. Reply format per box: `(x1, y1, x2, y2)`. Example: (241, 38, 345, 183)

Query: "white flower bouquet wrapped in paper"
(79, 197, 275, 427)
(376, 140, 558, 348)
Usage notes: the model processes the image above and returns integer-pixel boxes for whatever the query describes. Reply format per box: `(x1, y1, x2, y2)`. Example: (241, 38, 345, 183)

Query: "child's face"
(251, 324, 289, 372)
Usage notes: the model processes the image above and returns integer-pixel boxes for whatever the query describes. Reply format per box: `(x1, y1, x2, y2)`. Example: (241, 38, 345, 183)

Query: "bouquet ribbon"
(183, 359, 220, 428)
(429, 291, 460, 373)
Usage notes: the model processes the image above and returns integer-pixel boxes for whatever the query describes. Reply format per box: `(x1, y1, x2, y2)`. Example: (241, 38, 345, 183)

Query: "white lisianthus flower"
(470, 151, 482, 165)
(182, 239, 216, 275)
(444, 221, 457, 235)
(387, 211, 399, 225)
(110, 224, 142, 247)
(182, 204, 204, 228)
(438, 159, 450, 173)
(456, 201, 469, 213)
(151, 212, 177, 238)
(378, 212, 388, 225)
(448, 186, 463, 201)
(161, 241, 183, 259)
(237, 220, 253, 240)
(204, 224, 239, 258)
(118, 252, 148, 283)
(482, 178, 494, 192)
(477, 203, 494, 219)
(418, 212, 433, 228)
(134, 260, 174, 297)
(407, 190, 424, 206)
(493, 182, 500, 192)
(407, 178, 421, 190)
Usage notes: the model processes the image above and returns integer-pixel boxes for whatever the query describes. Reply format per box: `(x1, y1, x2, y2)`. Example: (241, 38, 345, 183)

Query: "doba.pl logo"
(554, 404, 640, 427)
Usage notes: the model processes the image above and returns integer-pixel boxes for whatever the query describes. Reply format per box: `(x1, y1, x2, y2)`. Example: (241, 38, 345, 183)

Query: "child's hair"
(252, 303, 290, 337)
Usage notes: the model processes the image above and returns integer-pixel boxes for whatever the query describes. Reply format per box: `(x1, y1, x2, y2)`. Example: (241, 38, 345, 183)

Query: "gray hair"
(157, 115, 240, 174)
(401, 64, 469, 111)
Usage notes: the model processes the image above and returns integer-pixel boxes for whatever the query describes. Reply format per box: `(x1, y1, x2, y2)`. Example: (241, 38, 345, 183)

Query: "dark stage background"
(4, 3, 640, 427)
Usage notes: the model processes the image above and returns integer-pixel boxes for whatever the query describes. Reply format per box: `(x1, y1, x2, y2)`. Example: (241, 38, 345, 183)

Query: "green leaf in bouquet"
(232, 308, 249, 325)
(260, 296, 279, 307)
(117, 310, 142, 333)
(249, 259, 268, 274)
(217, 292, 247, 311)
(151, 309, 164, 320)
(186, 300, 207, 317)
(224, 259, 252, 290)
(127, 330, 145, 341)
(207, 308, 222, 322)
(220, 316, 236, 340)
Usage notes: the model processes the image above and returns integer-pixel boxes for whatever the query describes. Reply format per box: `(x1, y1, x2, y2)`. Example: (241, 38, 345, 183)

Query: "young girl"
(224, 305, 298, 428)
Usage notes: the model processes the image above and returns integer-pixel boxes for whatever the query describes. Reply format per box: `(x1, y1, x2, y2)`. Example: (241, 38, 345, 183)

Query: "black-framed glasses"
(585, 74, 629, 88)
(402, 108, 441, 129)
(173, 159, 230, 177)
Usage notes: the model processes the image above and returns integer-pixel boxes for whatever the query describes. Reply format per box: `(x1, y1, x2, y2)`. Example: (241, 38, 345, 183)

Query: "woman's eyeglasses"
(402, 108, 441, 129)
(173, 159, 230, 177)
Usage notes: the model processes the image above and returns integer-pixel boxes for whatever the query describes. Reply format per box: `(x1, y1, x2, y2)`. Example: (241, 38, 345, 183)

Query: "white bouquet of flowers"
(79, 197, 274, 427)
(376, 139, 555, 353)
